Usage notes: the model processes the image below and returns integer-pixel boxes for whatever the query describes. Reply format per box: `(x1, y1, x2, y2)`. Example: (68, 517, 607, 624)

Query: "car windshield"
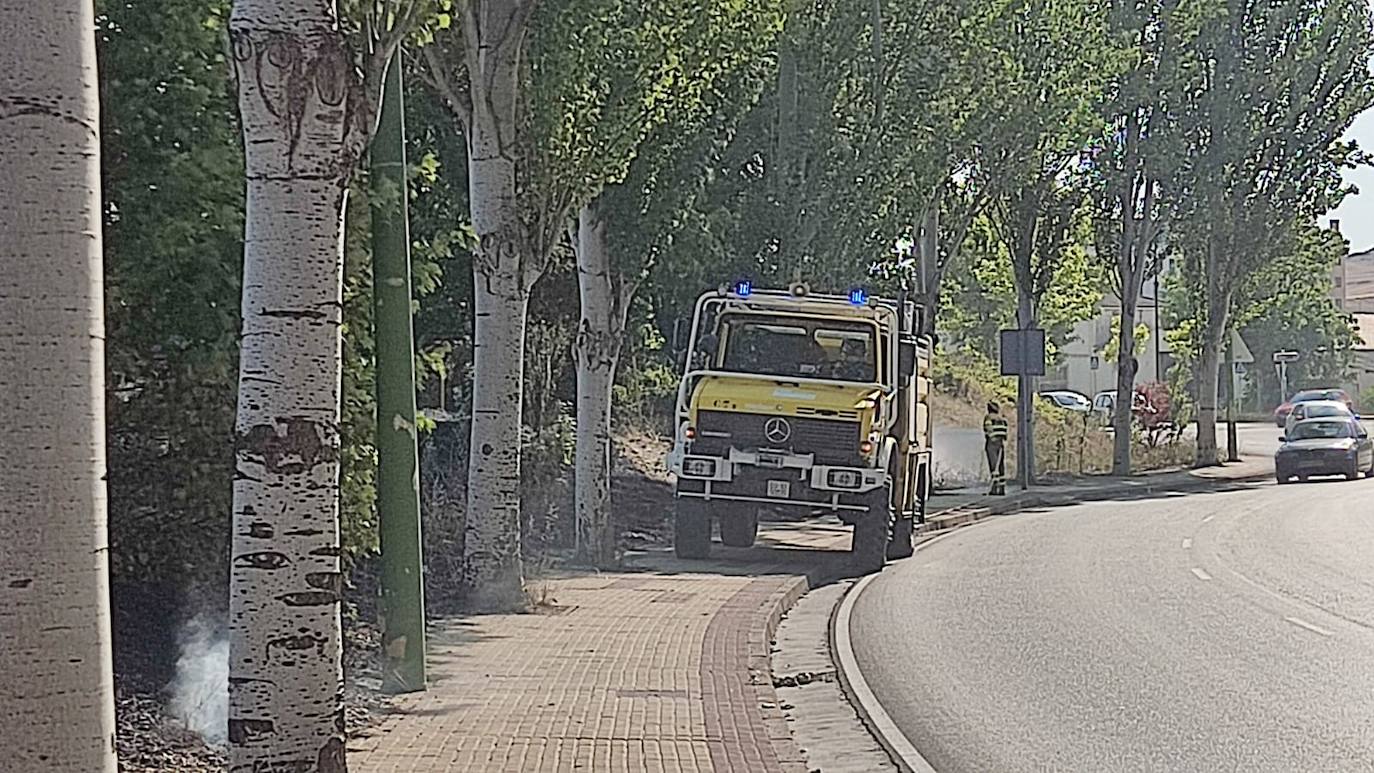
(717, 314, 878, 383)
(1291, 420, 1353, 440)
(1294, 389, 1343, 403)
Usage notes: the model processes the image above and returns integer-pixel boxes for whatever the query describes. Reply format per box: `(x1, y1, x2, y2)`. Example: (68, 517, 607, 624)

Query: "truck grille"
(693, 410, 861, 465)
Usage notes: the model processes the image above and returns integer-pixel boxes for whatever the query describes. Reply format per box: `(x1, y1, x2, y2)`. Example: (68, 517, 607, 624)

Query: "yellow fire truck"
(665, 282, 934, 572)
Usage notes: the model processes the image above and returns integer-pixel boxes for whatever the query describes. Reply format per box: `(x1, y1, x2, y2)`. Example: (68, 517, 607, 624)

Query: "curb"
(754, 561, 851, 772)
(919, 465, 1273, 535)
(829, 532, 962, 773)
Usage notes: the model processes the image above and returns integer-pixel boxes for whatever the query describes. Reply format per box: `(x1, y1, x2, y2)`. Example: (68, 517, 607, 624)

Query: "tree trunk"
(1016, 292, 1036, 488)
(0, 3, 117, 769)
(775, 30, 800, 265)
(573, 199, 631, 568)
(1195, 239, 1231, 468)
(227, 2, 366, 768)
(1224, 337, 1239, 462)
(460, 3, 538, 609)
(1195, 332, 1222, 467)
(1112, 296, 1140, 476)
(870, 0, 884, 129)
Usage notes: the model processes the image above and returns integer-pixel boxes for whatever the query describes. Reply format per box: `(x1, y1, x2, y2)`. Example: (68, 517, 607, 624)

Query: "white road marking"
(1182, 537, 1193, 550)
(1284, 617, 1335, 637)
(1191, 567, 1212, 581)
(1201, 515, 1215, 524)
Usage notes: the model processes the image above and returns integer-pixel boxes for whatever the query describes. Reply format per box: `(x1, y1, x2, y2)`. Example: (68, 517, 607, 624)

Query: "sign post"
(1273, 350, 1299, 404)
(1000, 329, 1047, 488)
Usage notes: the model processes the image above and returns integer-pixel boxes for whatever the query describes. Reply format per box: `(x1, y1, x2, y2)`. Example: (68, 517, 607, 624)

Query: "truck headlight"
(827, 470, 863, 489)
(684, 458, 717, 477)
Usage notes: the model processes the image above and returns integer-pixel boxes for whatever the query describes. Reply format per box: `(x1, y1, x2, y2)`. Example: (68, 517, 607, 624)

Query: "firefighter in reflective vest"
(983, 401, 1009, 496)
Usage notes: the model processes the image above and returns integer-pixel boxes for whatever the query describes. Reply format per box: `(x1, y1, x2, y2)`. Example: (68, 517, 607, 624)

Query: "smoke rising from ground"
(167, 614, 228, 746)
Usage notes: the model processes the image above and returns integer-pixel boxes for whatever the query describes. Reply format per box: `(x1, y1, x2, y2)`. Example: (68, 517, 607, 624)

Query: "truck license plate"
(767, 480, 790, 498)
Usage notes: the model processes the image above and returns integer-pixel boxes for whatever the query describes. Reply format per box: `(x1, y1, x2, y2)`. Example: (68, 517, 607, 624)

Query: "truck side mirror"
(898, 339, 918, 378)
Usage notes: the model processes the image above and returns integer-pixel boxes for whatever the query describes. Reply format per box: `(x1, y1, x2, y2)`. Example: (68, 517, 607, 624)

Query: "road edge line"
(829, 532, 968, 773)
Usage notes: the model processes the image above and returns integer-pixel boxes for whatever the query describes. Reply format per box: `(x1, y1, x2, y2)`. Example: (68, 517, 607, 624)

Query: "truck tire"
(887, 515, 914, 560)
(851, 484, 892, 574)
(719, 507, 759, 548)
(674, 499, 711, 559)
(886, 458, 915, 559)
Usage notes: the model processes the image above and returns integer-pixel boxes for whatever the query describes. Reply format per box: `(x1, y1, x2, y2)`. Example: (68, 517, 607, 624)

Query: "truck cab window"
(719, 314, 878, 383)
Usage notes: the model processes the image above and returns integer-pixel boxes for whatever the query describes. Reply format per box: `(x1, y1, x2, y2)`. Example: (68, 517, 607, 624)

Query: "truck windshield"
(716, 314, 878, 383)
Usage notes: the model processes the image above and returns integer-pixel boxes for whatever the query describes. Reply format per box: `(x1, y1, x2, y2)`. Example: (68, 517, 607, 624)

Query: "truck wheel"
(719, 506, 759, 548)
(851, 484, 892, 574)
(674, 499, 711, 559)
(887, 515, 914, 560)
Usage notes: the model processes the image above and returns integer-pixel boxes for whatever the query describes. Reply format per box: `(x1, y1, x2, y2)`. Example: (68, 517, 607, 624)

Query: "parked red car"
(1274, 388, 1355, 427)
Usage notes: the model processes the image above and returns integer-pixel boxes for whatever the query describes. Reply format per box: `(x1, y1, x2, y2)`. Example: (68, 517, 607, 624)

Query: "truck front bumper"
(670, 454, 886, 514)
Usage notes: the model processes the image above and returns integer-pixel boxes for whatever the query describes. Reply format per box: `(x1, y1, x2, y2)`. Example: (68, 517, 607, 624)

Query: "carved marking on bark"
(228, 718, 276, 745)
(237, 417, 337, 475)
(258, 308, 328, 321)
(229, 28, 364, 177)
(277, 591, 338, 607)
(265, 632, 328, 663)
(247, 521, 274, 539)
(0, 97, 98, 136)
(8, 578, 32, 589)
(234, 551, 290, 570)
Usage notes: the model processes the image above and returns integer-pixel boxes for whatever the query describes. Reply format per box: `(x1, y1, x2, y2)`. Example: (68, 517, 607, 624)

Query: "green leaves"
(526, 0, 784, 206)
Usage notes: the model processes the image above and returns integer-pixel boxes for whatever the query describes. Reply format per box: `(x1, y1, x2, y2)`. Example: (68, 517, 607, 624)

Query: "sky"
(1328, 108, 1374, 252)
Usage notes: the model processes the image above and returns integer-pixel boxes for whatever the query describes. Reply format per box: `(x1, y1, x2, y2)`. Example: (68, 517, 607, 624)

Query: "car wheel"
(1276, 474, 1291, 485)
(1298, 474, 1310, 483)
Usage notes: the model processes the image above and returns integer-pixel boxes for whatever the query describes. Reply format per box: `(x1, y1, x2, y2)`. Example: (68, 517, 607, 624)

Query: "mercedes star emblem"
(763, 417, 792, 444)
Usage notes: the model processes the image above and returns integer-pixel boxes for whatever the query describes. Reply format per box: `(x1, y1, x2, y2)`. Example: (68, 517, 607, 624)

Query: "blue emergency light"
(849, 287, 869, 306)
(733, 280, 753, 298)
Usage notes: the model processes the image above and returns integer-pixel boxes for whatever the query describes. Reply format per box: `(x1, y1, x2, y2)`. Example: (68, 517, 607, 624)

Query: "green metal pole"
(371, 47, 426, 694)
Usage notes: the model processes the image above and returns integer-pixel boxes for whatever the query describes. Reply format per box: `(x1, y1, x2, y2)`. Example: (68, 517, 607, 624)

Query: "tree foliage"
(1237, 223, 1359, 401)
(1169, 0, 1374, 461)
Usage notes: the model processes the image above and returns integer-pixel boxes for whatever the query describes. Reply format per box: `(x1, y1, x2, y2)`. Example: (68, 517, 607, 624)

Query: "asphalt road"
(849, 476, 1374, 772)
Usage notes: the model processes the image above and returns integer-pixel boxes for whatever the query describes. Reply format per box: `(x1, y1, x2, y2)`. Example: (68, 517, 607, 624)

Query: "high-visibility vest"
(983, 414, 1009, 442)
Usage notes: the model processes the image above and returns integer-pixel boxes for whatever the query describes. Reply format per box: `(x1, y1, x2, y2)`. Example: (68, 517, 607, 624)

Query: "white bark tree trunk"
(458, 2, 540, 610)
(227, 2, 368, 768)
(573, 198, 632, 568)
(0, 4, 117, 770)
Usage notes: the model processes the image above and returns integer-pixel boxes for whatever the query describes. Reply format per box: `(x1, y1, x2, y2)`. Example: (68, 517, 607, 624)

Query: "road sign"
(1000, 328, 1046, 377)
(1273, 350, 1300, 364)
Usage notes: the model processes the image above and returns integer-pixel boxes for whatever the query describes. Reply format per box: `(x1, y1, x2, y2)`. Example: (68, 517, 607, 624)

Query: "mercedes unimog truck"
(665, 282, 934, 573)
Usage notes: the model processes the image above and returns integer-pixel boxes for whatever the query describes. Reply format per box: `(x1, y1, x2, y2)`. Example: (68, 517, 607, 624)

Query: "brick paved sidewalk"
(350, 523, 853, 773)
